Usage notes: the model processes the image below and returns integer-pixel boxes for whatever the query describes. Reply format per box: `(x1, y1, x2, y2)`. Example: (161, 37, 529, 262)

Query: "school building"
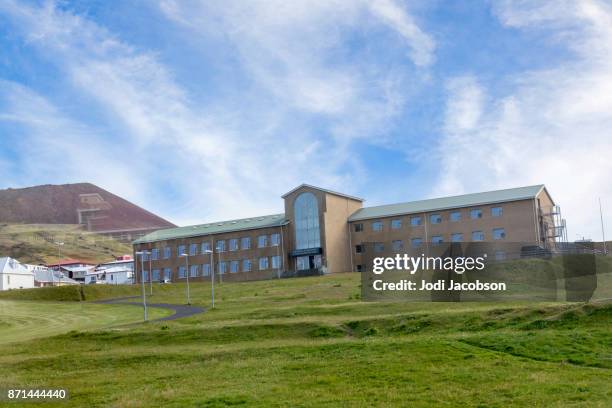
(133, 184, 564, 282)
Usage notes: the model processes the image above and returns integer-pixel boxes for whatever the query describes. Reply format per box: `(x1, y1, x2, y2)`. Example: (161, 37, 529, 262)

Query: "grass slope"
(0, 300, 171, 345)
(0, 273, 610, 407)
(0, 223, 132, 264)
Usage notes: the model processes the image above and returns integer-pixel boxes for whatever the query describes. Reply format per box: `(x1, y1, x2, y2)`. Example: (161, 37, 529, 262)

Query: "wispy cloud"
(0, 0, 433, 224)
(0, 80, 142, 200)
(435, 0, 612, 239)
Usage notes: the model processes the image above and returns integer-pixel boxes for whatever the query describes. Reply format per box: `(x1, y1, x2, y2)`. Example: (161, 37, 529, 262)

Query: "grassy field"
(0, 300, 171, 345)
(0, 273, 610, 407)
(0, 223, 132, 264)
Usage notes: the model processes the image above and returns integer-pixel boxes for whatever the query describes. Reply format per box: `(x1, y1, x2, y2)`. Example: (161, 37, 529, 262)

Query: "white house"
(84, 269, 106, 284)
(95, 258, 134, 285)
(61, 265, 95, 282)
(0, 257, 35, 290)
(100, 265, 134, 285)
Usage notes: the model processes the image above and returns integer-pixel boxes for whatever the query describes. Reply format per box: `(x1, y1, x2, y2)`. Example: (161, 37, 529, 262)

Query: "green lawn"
(0, 273, 610, 407)
(0, 300, 171, 345)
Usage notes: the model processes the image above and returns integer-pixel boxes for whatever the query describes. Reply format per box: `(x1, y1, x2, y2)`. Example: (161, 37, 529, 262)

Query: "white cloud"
(0, 0, 435, 225)
(444, 76, 484, 132)
(0, 80, 145, 202)
(368, 0, 435, 67)
(435, 0, 612, 240)
(159, 0, 434, 137)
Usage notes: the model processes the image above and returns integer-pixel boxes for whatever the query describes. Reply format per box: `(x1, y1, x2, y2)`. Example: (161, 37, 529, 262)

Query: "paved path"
(93, 296, 206, 322)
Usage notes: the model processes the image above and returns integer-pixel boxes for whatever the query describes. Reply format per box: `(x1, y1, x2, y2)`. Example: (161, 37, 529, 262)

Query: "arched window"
(294, 192, 321, 249)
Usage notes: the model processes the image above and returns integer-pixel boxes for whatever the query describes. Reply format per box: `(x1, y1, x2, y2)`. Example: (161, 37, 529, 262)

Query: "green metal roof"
(348, 185, 547, 222)
(133, 213, 287, 244)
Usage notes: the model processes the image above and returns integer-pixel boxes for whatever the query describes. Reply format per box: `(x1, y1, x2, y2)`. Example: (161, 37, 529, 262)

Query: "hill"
(0, 223, 132, 264)
(0, 183, 175, 235)
(0, 274, 610, 406)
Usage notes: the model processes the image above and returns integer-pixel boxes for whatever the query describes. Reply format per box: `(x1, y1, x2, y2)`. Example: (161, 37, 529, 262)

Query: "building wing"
(349, 185, 547, 221)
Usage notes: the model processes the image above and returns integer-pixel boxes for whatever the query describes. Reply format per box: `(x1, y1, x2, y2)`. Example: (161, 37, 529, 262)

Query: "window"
(432, 235, 443, 245)
(218, 261, 227, 275)
(391, 219, 402, 229)
(450, 211, 461, 222)
(243, 259, 252, 272)
(356, 265, 364, 272)
(151, 248, 160, 260)
(430, 214, 442, 224)
(410, 216, 422, 226)
(354, 223, 363, 232)
(201, 242, 211, 253)
(141, 252, 149, 261)
(374, 242, 385, 252)
(216, 240, 226, 252)
(143, 270, 149, 281)
(355, 244, 364, 254)
(178, 266, 187, 279)
(271, 255, 281, 269)
(190, 265, 199, 277)
(372, 221, 383, 231)
(296, 256, 309, 271)
(491, 207, 503, 217)
(472, 231, 485, 241)
(163, 247, 171, 259)
(177, 245, 186, 257)
(392, 240, 403, 251)
(163, 268, 172, 280)
(258, 235, 268, 248)
(230, 260, 239, 273)
(493, 228, 506, 240)
(451, 233, 463, 242)
(259, 257, 269, 270)
(411, 238, 423, 248)
(294, 192, 321, 249)
(152, 269, 160, 281)
(229, 238, 239, 251)
(189, 243, 198, 256)
(495, 251, 506, 261)
(470, 209, 483, 219)
(241, 237, 251, 250)
(200, 263, 210, 277)
(271, 233, 280, 246)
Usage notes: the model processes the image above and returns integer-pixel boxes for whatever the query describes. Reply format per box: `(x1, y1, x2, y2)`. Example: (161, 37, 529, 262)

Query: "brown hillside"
(0, 183, 176, 233)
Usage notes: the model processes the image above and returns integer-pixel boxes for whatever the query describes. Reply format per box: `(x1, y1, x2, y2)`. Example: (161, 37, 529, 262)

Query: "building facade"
(133, 184, 562, 283)
(95, 257, 135, 285)
(0, 257, 35, 290)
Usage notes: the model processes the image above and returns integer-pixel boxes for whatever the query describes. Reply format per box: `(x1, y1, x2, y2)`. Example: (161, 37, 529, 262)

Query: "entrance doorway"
(296, 255, 322, 272)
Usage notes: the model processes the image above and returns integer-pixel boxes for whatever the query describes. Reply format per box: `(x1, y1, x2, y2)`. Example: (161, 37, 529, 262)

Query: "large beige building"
(133, 184, 564, 283)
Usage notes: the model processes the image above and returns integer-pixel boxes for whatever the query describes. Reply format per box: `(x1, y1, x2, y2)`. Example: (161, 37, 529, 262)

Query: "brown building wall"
(134, 225, 288, 283)
(282, 185, 362, 273)
(323, 193, 363, 273)
(535, 188, 557, 246)
(349, 198, 541, 271)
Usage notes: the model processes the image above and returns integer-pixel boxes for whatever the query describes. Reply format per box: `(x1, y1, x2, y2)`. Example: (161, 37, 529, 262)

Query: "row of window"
(354, 207, 503, 232)
(355, 228, 507, 253)
(142, 233, 281, 260)
(141, 256, 282, 280)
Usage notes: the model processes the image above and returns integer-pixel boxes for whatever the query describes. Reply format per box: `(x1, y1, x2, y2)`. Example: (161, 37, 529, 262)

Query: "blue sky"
(0, 0, 611, 240)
